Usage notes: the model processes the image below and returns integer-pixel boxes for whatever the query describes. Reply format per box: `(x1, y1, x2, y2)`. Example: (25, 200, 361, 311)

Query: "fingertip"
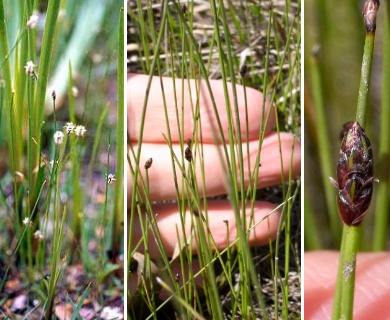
(250, 132, 301, 188)
(247, 201, 281, 246)
(304, 251, 390, 319)
(237, 84, 276, 135)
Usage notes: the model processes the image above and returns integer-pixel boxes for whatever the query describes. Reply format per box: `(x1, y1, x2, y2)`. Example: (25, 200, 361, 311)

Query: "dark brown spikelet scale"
(144, 158, 153, 169)
(185, 139, 193, 162)
(339, 121, 354, 143)
(240, 64, 248, 78)
(185, 146, 192, 162)
(336, 121, 374, 226)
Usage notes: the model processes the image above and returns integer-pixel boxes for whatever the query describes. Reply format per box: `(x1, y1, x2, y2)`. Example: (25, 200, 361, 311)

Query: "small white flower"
(24, 61, 36, 77)
(33, 230, 44, 240)
(107, 173, 116, 184)
(100, 306, 123, 320)
(53, 131, 64, 145)
(64, 122, 75, 134)
(72, 86, 79, 97)
(27, 13, 39, 29)
(91, 53, 103, 64)
(22, 217, 32, 227)
(74, 125, 87, 137)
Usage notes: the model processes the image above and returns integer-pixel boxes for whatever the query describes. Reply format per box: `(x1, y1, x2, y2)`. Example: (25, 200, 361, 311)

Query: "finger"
(304, 251, 390, 319)
(131, 200, 280, 258)
(128, 73, 275, 143)
(128, 132, 301, 201)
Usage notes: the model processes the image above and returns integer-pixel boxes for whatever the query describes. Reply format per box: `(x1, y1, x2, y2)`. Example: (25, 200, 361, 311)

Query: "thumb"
(305, 251, 390, 319)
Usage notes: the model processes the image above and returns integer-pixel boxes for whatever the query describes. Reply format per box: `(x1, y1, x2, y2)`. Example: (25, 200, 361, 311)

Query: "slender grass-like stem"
(333, 1, 379, 318)
(45, 208, 66, 320)
(0, 0, 23, 194)
(355, 36, 375, 127)
(129, 0, 169, 260)
(282, 140, 298, 318)
(134, 0, 150, 72)
(99, 133, 111, 268)
(210, 1, 258, 316)
(129, 1, 300, 318)
(65, 63, 82, 258)
(332, 226, 361, 319)
(112, 7, 124, 259)
(187, 158, 222, 319)
(209, 0, 238, 192)
(373, 1, 390, 250)
(31, 0, 61, 203)
(45, 141, 66, 319)
(0, 1, 12, 104)
(158, 73, 200, 314)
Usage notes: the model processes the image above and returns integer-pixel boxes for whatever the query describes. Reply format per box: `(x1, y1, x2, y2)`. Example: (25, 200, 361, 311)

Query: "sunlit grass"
(0, 0, 123, 317)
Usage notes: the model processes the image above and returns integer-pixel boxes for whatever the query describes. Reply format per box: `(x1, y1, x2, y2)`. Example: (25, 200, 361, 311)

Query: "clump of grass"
(128, 0, 301, 318)
(0, 0, 123, 317)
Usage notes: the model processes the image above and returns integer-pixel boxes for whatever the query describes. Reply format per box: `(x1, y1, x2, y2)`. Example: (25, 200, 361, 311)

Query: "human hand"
(305, 251, 390, 319)
(128, 73, 300, 258)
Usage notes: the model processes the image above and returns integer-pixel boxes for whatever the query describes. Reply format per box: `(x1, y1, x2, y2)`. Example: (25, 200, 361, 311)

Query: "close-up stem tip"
(362, 0, 380, 32)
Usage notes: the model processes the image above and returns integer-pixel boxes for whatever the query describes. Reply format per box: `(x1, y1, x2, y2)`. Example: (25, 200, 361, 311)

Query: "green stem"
(0, 0, 23, 202)
(373, 0, 390, 250)
(31, 0, 61, 203)
(355, 33, 375, 126)
(112, 7, 124, 259)
(128, 0, 169, 283)
(332, 226, 361, 319)
(333, 1, 378, 317)
(0, 0, 12, 104)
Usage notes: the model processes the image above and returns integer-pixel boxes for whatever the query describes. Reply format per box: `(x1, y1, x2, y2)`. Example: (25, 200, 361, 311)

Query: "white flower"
(100, 306, 123, 319)
(27, 13, 39, 29)
(107, 173, 116, 184)
(74, 125, 87, 137)
(72, 86, 79, 97)
(53, 131, 64, 145)
(24, 61, 36, 76)
(64, 122, 75, 134)
(22, 217, 32, 227)
(33, 230, 44, 240)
